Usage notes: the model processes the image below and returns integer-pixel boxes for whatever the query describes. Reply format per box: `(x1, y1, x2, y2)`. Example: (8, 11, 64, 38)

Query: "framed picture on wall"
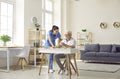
(100, 22, 107, 29)
(113, 22, 120, 28)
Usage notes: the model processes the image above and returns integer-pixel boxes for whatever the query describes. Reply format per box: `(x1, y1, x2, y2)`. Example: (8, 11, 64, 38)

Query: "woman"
(46, 25, 61, 73)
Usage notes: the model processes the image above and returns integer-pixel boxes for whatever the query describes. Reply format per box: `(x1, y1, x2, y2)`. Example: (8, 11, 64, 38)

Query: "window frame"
(42, 0, 54, 29)
(0, 1, 15, 44)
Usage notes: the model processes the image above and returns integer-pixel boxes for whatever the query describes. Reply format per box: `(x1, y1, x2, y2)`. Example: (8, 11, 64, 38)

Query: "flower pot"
(3, 42, 6, 46)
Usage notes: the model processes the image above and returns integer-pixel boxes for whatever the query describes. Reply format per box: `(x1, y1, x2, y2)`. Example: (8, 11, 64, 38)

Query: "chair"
(14, 46, 30, 70)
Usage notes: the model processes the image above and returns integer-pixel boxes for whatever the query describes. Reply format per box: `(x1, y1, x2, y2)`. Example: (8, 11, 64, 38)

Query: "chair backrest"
(18, 46, 30, 57)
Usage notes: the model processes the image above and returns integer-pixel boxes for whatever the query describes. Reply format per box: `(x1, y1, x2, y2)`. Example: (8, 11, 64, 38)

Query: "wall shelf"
(28, 28, 46, 64)
(76, 32, 92, 59)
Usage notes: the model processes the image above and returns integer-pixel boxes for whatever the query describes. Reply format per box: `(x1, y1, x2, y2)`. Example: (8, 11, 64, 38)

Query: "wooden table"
(0, 46, 23, 72)
(38, 48, 79, 79)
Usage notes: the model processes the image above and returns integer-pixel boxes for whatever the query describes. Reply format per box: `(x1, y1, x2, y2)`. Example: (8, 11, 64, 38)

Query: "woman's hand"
(56, 43, 62, 47)
(61, 42, 74, 48)
(49, 46, 55, 48)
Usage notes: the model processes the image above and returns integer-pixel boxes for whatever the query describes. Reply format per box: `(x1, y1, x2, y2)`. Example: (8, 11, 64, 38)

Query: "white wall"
(53, 0, 61, 32)
(24, 0, 42, 44)
(69, 0, 120, 44)
(61, 0, 71, 37)
(14, 0, 42, 45)
(14, 0, 24, 46)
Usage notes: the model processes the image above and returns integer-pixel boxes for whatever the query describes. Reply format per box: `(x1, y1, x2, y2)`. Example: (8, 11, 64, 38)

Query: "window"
(42, 0, 53, 32)
(0, 2, 14, 44)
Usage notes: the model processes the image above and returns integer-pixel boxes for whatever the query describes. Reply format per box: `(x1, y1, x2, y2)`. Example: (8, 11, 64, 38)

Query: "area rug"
(77, 61, 120, 73)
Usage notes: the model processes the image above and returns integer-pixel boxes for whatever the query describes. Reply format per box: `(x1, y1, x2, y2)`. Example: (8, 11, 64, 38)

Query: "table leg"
(73, 54, 79, 76)
(70, 61, 76, 73)
(66, 54, 71, 79)
(39, 53, 45, 75)
(48, 59, 50, 73)
(7, 49, 9, 72)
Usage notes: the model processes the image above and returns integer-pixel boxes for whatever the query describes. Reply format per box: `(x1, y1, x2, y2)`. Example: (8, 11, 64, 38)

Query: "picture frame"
(113, 22, 120, 28)
(100, 22, 107, 29)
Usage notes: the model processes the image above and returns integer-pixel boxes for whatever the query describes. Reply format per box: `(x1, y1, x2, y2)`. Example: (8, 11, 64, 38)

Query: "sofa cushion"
(85, 44, 99, 52)
(80, 50, 87, 55)
(99, 44, 112, 52)
(108, 53, 120, 57)
(112, 46, 116, 52)
(111, 45, 120, 53)
(95, 52, 109, 57)
(83, 52, 96, 57)
(116, 47, 120, 52)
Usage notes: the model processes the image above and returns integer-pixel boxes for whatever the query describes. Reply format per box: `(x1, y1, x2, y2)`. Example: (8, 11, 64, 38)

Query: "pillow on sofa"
(112, 45, 116, 52)
(116, 47, 120, 52)
(85, 44, 99, 52)
(99, 44, 112, 52)
(112, 45, 120, 53)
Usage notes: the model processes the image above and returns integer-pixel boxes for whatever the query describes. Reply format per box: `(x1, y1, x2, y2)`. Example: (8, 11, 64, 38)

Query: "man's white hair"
(65, 31, 72, 36)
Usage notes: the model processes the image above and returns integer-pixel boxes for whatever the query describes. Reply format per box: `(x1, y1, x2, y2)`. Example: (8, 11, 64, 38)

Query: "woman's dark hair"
(51, 25, 59, 32)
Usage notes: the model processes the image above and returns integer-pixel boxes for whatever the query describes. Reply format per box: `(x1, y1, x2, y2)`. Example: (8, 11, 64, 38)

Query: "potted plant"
(35, 23, 40, 30)
(82, 29, 87, 32)
(0, 35, 11, 46)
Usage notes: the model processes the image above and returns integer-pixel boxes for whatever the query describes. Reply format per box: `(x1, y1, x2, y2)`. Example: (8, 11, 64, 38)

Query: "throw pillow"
(111, 45, 116, 52)
(116, 47, 120, 52)
(112, 45, 120, 53)
(99, 44, 112, 52)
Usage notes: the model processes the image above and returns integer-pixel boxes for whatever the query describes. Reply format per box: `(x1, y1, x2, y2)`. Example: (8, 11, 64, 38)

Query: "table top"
(0, 46, 23, 51)
(0, 46, 23, 48)
(39, 48, 79, 54)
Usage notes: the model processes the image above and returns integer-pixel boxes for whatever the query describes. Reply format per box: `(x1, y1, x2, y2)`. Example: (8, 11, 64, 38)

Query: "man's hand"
(61, 42, 68, 47)
(61, 42, 74, 48)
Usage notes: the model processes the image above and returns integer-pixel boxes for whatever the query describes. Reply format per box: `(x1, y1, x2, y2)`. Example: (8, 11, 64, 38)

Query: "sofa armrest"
(80, 50, 87, 55)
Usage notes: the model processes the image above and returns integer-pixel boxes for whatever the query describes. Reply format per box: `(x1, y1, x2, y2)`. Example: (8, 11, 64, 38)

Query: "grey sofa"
(80, 44, 120, 63)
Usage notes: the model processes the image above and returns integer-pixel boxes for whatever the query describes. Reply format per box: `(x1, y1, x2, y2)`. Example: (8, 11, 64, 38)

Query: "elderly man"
(55, 31, 76, 74)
